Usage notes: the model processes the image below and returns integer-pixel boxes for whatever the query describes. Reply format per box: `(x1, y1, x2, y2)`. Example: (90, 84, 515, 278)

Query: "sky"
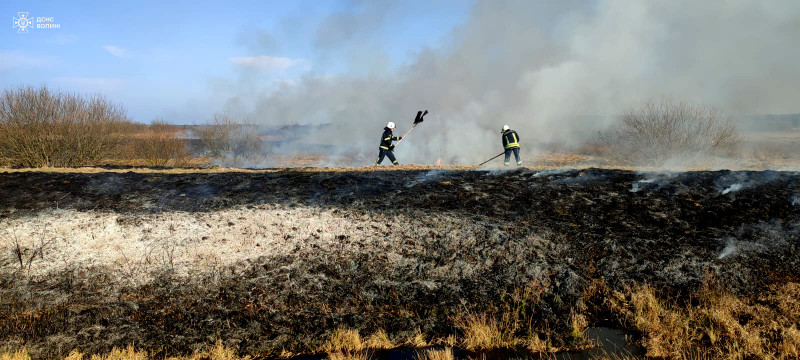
(1, 0, 474, 124)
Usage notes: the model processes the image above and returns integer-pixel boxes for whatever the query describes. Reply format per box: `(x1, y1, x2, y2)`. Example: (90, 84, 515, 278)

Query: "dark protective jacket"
(379, 127, 400, 149)
(502, 130, 520, 149)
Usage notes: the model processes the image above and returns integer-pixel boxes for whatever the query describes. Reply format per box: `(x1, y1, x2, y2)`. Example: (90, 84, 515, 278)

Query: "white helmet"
(502, 124, 510, 132)
(387, 122, 396, 129)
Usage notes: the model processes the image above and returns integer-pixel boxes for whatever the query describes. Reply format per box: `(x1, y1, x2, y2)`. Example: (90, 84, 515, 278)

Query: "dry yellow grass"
(449, 281, 562, 353)
(322, 328, 365, 354)
(453, 312, 515, 351)
(89, 346, 148, 360)
(430, 334, 458, 348)
(531, 152, 596, 168)
(100, 157, 211, 168)
(327, 351, 372, 360)
(780, 325, 800, 358)
(569, 312, 588, 343)
(9, 284, 797, 360)
(364, 329, 395, 350)
(62, 350, 83, 360)
(414, 347, 453, 360)
(607, 282, 800, 359)
(525, 334, 551, 353)
(321, 329, 374, 360)
(0, 322, 556, 360)
(10, 141, 800, 174)
(405, 329, 429, 348)
(0, 349, 30, 360)
(3, 342, 252, 360)
(170, 341, 252, 360)
(15, 346, 148, 360)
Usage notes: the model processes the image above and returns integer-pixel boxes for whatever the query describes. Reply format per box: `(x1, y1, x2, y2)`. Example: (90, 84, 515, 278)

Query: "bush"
(601, 98, 738, 165)
(130, 120, 189, 167)
(0, 86, 130, 167)
(194, 112, 261, 159)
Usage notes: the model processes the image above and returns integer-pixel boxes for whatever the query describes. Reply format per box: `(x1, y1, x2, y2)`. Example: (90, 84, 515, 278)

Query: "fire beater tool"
(393, 110, 427, 148)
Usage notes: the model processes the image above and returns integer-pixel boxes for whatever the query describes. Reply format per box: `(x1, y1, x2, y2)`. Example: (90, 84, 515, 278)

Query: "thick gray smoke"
(221, 0, 800, 165)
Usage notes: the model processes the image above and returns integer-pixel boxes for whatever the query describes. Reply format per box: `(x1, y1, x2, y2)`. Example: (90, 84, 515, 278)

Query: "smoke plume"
(219, 0, 800, 165)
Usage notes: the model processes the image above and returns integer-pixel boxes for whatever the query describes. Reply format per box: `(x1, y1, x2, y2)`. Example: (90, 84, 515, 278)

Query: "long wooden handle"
(478, 152, 506, 166)
(393, 124, 417, 148)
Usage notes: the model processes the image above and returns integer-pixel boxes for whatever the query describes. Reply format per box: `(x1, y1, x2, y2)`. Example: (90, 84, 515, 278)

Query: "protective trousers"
(376, 149, 398, 165)
(504, 148, 521, 166)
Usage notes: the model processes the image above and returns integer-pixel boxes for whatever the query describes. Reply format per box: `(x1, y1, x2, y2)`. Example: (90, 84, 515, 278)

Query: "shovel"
(393, 110, 427, 148)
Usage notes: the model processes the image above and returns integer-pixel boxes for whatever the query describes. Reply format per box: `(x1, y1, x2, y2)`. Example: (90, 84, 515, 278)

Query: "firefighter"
(376, 122, 403, 165)
(501, 124, 521, 166)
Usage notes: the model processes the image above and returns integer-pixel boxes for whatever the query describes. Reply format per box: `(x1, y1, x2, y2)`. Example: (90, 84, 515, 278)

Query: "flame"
(435, 158, 442, 166)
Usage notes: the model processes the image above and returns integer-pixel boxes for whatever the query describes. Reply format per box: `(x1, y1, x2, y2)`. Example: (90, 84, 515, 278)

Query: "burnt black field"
(1, 168, 799, 358)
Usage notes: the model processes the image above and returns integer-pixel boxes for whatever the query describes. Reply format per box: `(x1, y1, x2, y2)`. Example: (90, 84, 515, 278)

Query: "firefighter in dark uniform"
(376, 122, 402, 165)
(501, 124, 521, 166)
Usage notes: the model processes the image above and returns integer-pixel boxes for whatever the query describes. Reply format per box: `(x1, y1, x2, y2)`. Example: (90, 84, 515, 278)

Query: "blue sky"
(1, 0, 474, 123)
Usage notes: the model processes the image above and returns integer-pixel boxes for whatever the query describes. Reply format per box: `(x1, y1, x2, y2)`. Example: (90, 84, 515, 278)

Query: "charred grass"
(1, 281, 799, 359)
(1, 168, 799, 359)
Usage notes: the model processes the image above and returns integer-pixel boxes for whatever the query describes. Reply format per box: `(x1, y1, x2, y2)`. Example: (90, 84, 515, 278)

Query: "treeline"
(0, 86, 258, 168)
(1, 86, 740, 168)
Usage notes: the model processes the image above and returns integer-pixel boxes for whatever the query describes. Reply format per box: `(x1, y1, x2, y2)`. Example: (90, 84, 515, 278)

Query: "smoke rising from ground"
(220, 0, 800, 165)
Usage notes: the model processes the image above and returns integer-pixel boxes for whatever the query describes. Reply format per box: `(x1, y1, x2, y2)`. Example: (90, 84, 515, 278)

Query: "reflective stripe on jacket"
(502, 130, 520, 149)
(380, 127, 399, 149)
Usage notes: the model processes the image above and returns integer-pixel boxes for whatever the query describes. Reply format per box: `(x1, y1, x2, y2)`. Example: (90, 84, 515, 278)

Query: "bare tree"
(195, 111, 261, 159)
(601, 98, 738, 165)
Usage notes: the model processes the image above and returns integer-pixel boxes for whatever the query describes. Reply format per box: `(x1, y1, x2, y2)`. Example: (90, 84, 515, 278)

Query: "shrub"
(131, 120, 189, 167)
(0, 85, 130, 167)
(601, 98, 738, 166)
(194, 112, 261, 159)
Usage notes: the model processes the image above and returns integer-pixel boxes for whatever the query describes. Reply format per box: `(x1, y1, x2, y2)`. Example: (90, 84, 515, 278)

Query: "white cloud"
(102, 45, 128, 58)
(0, 51, 55, 70)
(52, 77, 126, 93)
(229, 56, 308, 71)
